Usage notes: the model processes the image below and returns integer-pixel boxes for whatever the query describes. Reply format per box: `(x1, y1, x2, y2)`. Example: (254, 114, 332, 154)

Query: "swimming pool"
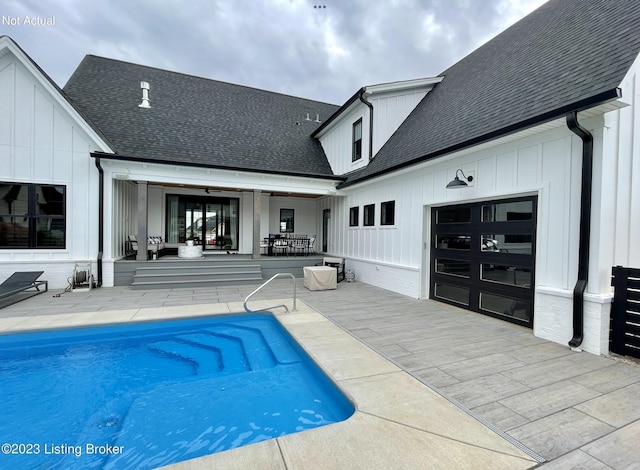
(0, 313, 355, 469)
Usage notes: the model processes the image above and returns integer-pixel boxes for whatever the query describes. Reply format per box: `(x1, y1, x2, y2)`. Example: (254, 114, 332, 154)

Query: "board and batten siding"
(0, 52, 102, 288)
(369, 89, 427, 156)
(319, 88, 429, 176)
(325, 117, 631, 353)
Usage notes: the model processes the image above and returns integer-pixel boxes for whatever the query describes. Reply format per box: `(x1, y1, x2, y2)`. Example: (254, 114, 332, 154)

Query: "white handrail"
(244, 273, 297, 313)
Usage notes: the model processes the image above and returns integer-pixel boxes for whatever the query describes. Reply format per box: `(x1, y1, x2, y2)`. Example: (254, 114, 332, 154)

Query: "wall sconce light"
(446, 169, 474, 189)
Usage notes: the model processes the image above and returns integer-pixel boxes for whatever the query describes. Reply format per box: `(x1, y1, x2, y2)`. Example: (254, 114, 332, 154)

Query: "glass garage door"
(430, 196, 537, 328)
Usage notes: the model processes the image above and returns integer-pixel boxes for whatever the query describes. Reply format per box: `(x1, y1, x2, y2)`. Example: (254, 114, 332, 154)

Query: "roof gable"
(0, 35, 112, 152)
(63, 56, 340, 178)
(340, 0, 640, 187)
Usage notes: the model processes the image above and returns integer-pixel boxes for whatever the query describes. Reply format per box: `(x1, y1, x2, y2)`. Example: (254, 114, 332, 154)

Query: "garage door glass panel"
(436, 259, 471, 278)
(436, 207, 471, 223)
(481, 264, 531, 287)
(482, 201, 533, 222)
(436, 235, 471, 250)
(435, 283, 469, 306)
(482, 234, 532, 254)
(480, 292, 531, 322)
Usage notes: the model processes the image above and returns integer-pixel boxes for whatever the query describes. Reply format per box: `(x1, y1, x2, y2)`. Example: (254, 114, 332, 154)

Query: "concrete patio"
(1, 280, 638, 469)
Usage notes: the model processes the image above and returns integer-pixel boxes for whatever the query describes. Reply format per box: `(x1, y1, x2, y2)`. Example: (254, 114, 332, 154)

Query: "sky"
(1, 0, 548, 105)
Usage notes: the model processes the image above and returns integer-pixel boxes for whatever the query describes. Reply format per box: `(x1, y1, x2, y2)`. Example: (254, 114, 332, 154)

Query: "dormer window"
(352, 118, 362, 162)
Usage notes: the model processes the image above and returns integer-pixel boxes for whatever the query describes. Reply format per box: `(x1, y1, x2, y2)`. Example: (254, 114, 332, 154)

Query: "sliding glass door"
(166, 195, 239, 251)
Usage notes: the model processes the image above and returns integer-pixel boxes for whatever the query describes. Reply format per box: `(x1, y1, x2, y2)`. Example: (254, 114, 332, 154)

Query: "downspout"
(358, 89, 374, 160)
(566, 111, 593, 349)
(94, 157, 104, 287)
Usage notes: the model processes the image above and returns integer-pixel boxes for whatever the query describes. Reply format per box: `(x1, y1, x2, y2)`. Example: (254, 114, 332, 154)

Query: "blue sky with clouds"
(1, 0, 547, 104)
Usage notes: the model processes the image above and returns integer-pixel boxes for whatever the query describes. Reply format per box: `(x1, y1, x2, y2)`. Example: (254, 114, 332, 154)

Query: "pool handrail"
(244, 273, 297, 313)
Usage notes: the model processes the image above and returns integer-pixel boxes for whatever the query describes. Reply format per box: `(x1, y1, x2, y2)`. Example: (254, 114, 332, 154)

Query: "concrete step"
(133, 270, 262, 283)
(130, 262, 263, 289)
(131, 275, 263, 290)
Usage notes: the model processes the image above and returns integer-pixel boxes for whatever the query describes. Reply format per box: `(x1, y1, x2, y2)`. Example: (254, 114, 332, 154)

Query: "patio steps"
(131, 262, 263, 289)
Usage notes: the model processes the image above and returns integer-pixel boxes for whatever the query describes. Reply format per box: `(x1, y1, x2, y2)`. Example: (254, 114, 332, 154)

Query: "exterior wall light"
(446, 169, 474, 188)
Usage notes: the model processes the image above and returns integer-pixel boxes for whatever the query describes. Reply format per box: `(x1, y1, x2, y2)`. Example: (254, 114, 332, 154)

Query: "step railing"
(244, 273, 297, 313)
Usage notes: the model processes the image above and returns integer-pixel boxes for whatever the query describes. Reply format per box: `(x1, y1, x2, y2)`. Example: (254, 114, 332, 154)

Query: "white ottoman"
(303, 266, 337, 290)
(178, 244, 203, 258)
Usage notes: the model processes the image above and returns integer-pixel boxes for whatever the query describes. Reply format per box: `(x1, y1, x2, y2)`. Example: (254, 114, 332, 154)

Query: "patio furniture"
(178, 243, 203, 258)
(303, 266, 337, 290)
(273, 237, 289, 256)
(321, 257, 345, 283)
(0, 271, 48, 308)
(128, 235, 165, 259)
(306, 236, 316, 255)
(260, 238, 269, 255)
(289, 236, 309, 256)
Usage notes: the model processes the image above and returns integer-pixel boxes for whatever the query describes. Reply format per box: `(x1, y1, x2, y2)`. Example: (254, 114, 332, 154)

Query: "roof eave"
(90, 152, 346, 182)
(337, 87, 622, 189)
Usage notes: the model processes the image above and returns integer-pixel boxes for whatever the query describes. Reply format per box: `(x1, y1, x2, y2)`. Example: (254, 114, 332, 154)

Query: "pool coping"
(0, 299, 539, 469)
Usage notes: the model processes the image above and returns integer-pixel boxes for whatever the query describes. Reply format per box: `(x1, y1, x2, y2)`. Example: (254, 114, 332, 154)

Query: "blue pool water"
(0, 313, 354, 469)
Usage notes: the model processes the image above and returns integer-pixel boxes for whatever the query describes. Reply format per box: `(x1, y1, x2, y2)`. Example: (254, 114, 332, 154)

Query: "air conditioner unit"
(72, 262, 93, 293)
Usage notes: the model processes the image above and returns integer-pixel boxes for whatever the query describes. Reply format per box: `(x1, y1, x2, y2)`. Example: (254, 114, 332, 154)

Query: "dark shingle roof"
(340, 0, 640, 187)
(63, 56, 341, 179)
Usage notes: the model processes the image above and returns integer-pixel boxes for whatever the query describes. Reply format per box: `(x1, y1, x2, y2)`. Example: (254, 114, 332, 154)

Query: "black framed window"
(352, 118, 363, 162)
(349, 206, 359, 227)
(0, 183, 66, 249)
(280, 208, 294, 233)
(381, 200, 395, 225)
(363, 204, 375, 226)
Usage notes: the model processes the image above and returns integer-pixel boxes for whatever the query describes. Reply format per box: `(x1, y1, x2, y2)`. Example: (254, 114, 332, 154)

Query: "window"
(352, 118, 363, 162)
(380, 200, 395, 225)
(349, 206, 359, 227)
(0, 183, 66, 249)
(363, 204, 375, 226)
(280, 208, 294, 233)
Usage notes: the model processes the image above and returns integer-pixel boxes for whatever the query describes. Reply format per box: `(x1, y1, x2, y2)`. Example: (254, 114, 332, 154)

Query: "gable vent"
(139, 81, 151, 108)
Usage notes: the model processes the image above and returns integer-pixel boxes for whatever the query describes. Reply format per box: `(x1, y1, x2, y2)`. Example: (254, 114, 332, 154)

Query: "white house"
(1, 0, 639, 355)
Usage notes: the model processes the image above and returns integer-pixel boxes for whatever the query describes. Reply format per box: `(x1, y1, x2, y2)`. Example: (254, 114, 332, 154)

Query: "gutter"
(94, 157, 104, 287)
(89, 152, 345, 182)
(566, 111, 593, 349)
(338, 88, 621, 189)
(358, 89, 374, 161)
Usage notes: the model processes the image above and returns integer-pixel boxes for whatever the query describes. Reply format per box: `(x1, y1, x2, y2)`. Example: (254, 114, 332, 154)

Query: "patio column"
(136, 181, 148, 261)
(253, 189, 261, 260)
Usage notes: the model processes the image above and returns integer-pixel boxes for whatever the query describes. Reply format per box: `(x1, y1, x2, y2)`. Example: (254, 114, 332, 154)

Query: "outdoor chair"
(273, 237, 289, 256)
(289, 236, 308, 256)
(0, 271, 48, 308)
(306, 236, 316, 255)
(319, 257, 345, 283)
(128, 235, 165, 259)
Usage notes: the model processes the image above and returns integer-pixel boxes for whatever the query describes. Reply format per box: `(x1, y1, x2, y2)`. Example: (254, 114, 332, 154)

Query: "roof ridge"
(75, 54, 339, 107)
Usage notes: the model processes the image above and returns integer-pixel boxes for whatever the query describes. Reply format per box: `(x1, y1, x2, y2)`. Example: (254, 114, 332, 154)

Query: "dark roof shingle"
(340, 0, 640, 187)
(63, 56, 340, 178)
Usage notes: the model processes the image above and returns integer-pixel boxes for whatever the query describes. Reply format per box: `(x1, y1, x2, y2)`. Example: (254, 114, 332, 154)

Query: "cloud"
(1, 0, 548, 104)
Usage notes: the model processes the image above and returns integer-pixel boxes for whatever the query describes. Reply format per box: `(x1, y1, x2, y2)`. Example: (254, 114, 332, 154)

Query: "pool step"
(149, 340, 248, 375)
(217, 322, 300, 365)
(178, 333, 249, 372)
(205, 326, 277, 370)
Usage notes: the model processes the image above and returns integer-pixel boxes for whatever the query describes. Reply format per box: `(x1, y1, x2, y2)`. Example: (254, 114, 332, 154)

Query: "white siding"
(268, 196, 318, 237)
(318, 88, 430, 176)
(369, 89, 427, 155)
(325, 120, 615, 350)
(0, 54, 101, 288)
(319, 107, 369, 176)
